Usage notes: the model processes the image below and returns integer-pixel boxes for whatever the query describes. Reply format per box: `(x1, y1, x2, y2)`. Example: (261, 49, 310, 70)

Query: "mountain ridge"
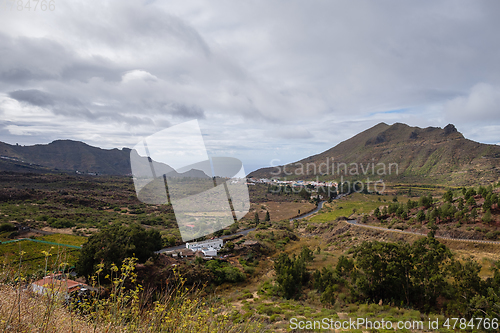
(0, 140, 209, 178)
(248, 122, 500, 185)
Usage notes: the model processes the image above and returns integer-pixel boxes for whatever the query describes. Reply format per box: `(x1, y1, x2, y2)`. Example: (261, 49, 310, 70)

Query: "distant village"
(246, 177, 338, 188)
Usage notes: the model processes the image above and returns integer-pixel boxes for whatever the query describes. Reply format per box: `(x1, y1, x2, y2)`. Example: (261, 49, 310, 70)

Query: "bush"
(205, 260, 246, 284)
(76, 224, 162, 280)
(0, 223, 16, 233)
(48, 218, 75, 229)
(485, 231, 499, 240)
(243, 265, 256, 275)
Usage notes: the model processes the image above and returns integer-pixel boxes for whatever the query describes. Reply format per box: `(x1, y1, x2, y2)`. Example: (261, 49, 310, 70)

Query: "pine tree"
(443, 190, 453, 203)
(467, 196, 476, 207)
(254, 212, 260, 226)
(471, 208, 478, 222)
(482, 209, 492, 224)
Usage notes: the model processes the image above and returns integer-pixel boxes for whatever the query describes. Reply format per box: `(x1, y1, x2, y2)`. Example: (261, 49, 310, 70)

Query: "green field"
(0, 234, 86, 276)
(308, 193, 398, 222)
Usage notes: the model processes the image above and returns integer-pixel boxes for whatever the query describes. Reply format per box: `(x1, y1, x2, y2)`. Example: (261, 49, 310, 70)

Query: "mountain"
(0, 140, 132, 175)
(249, 123, 500, 185)
(0, 140, 209, 178)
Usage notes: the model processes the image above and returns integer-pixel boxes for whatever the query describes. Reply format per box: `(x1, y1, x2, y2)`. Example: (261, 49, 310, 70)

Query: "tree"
(411, 236, 453, 310)
(351, 241, 413, 305)
(374, 207, 381, 219)
(483, 195, 492, 211)
(440, 202, 457, 221)
(482, 209, 492, 224)
(478, 186, 486, 197)
(491, 193, 498, 207)
(471, 208, 478, 222)
(265, 211, 270, 222)
(76, 224, 162, 281)
(465, 188, 476, 201)
(449, 258, 482, 310)
(427, 222, 438, 238)
(416, 210, 425, 222)
(458, 198, 464, 211)
(418, 195, 433, 209)
(467, 196, 476, 208)
(407, 199, 418, 210)
(299, 246, 314, 262)
(443, 190, 453, 203)
(274, 253, 308, 299)
(254, 212, 260, 226)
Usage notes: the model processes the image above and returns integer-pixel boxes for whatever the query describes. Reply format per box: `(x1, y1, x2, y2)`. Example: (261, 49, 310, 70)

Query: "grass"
(0, 234, 86, 275)
(37, 234, 87, 247)
(309, 193, 386, 222)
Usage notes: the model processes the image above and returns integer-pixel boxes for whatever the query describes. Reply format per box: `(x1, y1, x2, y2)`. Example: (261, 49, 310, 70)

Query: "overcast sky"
(1, 0, 500, 173)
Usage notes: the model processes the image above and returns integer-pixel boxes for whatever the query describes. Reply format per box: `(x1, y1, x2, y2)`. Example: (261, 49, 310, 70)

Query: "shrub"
(48, 218, 75, 229)
(0, 223, 16, 233)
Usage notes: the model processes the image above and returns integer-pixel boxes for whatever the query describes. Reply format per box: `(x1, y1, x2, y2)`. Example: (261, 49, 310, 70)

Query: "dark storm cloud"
(60, 57, 124, 82)
(9, 89, 55, 107)
(136, 100, 206, 119)
(1, 0, 500, 168)
(0, 33, 65, 85)
(167, 103, 205, 119)
(0, 33, 124, 85)
(9, 89, 95, 119)
(0, 68, 57, 84)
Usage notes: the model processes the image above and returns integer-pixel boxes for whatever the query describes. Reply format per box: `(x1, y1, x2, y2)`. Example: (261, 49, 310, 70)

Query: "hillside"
(0, 140, 209, 178)
(0, 140, 132, 175)
(249, 123, 500, 185)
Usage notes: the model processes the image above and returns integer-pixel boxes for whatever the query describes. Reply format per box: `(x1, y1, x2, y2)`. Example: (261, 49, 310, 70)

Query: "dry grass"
(0, 254, 266, 333)
(244, 201, 316, 223)
(0, 284, 102, 332)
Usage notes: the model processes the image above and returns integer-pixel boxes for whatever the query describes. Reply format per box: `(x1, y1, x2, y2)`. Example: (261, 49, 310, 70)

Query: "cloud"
(0, 68, 57, 84)
(1, 0, 500, 171)
(444, 83, 500, 123)
(9, 89, 55, 107)
(272, 128, 313, 140)
(61, 57, 124, 82)
(122, 70, 158, 83)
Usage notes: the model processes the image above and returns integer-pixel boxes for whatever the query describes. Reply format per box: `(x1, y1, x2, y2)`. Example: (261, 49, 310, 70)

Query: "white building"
(201, 247, 218, 257)
(186, 238, 223, 252)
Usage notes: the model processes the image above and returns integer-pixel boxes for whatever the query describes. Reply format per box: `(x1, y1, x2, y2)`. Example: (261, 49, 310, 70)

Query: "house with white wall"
(186, 238, 223, 252)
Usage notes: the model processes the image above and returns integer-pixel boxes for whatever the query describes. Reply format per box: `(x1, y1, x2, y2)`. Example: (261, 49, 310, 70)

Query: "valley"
(1, 123, 500, 332)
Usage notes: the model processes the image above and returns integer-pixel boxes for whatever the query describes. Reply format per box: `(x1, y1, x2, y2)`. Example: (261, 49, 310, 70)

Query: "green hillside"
(249, 123, 500, 185)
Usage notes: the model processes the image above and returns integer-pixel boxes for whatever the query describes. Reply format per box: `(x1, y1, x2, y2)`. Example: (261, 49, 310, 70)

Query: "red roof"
(32, 274, 89, 293)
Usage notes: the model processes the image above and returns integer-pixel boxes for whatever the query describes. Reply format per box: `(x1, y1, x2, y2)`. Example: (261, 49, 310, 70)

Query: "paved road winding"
(157, 200, 326, 254)
(289, 201, 326, 221)
(345, 220, 500, 245)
